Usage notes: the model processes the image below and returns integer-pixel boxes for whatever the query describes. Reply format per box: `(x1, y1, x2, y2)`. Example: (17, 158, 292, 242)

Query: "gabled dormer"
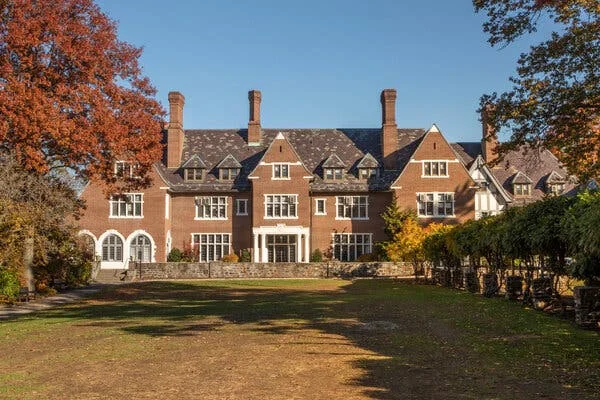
(322, 153, 345, 180)
(511, 171, 533, 197)
(216, 154, 241, 181)
(545, 171, 565, 196)
(181, 154, 207, 181)
(356, 153, 380, 180)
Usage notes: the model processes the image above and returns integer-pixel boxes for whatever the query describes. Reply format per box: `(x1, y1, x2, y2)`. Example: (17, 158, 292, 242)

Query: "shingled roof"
(181, 154, 207, 169)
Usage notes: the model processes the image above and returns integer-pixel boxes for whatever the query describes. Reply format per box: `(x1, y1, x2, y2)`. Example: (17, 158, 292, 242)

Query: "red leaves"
(0, 0, 164, 192)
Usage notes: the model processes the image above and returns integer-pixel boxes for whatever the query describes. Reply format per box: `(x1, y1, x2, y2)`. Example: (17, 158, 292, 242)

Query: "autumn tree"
(0, 0, 164, 190)
(474, 0, 600, 179)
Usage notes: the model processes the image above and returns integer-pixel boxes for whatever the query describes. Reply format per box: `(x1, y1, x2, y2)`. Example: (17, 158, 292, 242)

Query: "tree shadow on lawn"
(39, 280, 598, 399)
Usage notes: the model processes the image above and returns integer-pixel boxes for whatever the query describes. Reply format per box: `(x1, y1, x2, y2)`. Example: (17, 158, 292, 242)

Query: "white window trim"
(272, 163, 291, 180)
(109, 193, 144, 219)
(190, 233, 232, 262)
(315, 198, 327, 215)
(331, 233, 373, 261)
(264, 194, 299, 219)
(335, 196, 369, 220)
(194, 196, 229, 220)
(165, 193, 170, 220)
(416, 192, 456, 218)
(236, 198, 249, 216)
(421, 160, 449, 178)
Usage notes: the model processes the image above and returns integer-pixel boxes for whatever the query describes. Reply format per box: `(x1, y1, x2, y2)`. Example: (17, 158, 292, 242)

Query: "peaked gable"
(248, 132, 312, 178)
(322, 153, 346, 168)
(181, 154, 207, 169)
(216, 154, 242, 169)
(511, 171, 533, 185)
(357, 153, 380, 169)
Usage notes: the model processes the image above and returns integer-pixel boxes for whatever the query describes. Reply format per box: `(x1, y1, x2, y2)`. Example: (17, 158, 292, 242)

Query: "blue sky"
(97, 0, 547, 143)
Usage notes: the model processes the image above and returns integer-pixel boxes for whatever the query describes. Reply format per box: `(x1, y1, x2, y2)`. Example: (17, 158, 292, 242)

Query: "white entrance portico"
(252, 225, 310, 263)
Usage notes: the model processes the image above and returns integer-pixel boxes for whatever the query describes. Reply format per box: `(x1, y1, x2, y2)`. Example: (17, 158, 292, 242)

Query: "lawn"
(1, 279, 598, 399)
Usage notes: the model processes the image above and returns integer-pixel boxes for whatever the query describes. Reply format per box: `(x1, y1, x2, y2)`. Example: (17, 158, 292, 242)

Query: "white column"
(304, 231, 310, 263)
(261, 234, 269, 263)
(253, 233, 259, 262)
(296, 233, 301, 263)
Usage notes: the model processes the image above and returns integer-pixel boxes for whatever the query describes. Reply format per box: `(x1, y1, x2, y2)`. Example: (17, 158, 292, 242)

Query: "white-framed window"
(130, 234, 152, 262)
(102, 234, 123, 262)
(336, 196, 368, 219)
(359, 168, 378, 180)
(417, 192, 454, 217)
(114, 161, 138, 178)
(272, 164, 290, 179)
(265, 194, 298, 218)
(548, 183, 565, 196)
(324, 168, 344, 180)
(185, 168, 204, 181)
(220, 168, 240, 181)
(332, 233, 372, 261)
(192, 233, 231, 262)
(422, 161, 448, 177)
(195, 196, 228, 220)
(109, 193, 143, 218)
(513, 183, 532, 196)
(315, 198, 327, 215)
(236, 199, 248, 216)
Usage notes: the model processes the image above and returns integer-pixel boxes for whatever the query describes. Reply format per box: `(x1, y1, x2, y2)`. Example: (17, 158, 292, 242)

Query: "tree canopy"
(474, 0, 600, 179)
(0, 0, 164, 190)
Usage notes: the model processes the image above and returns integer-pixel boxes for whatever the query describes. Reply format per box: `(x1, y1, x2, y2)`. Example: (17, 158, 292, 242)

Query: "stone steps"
(93, 269, 134, 284)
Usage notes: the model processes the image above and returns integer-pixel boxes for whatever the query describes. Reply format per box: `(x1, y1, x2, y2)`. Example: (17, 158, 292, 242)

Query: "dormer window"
(359, 168, 378, 180)
(545, 171, 565, 196)
(185, 168, 204, 181)
(220, 168, 240, 181)
(548, 183, 565, 196)
(325, 168, 344, 180)
(513, 183, 531, 196)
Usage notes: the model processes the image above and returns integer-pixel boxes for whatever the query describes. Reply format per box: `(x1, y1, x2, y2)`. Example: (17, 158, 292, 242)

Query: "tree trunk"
(23, 236, 35, 292)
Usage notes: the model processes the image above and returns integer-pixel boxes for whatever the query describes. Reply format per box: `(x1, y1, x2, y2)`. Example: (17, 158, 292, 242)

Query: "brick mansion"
(78, 89, 575, 269)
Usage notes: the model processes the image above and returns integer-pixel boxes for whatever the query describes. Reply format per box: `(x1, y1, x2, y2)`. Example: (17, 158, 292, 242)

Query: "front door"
(266, 235, 297, 262)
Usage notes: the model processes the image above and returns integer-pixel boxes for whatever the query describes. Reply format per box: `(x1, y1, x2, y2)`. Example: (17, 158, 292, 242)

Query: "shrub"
(310, 249, 323, 262)
(356, 253, 377, 262)
(221, 253, 239, 262)
(0, 268, 19, 302)
(239, 249, 251, 262)
(167, 248, 183, 262)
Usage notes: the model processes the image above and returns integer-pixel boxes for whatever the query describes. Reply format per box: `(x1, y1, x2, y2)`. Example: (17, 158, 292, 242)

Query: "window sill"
(264, 216, 299, 220)
(315, 213, 327, 216)
(417, 215, 456, 219)
(194, 217, 228, 221)
(421, 175, 449, 178)
(335, 217, 369, 221)
(271, 178, 291, 180)
(109, 216, 144, 219)
(236, 213, 249, 216)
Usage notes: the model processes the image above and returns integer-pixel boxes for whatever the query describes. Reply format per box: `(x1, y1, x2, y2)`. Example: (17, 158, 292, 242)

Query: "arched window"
(80, 234, 95, 256)
(102, 234, 123, 262)
(130, 234, 152, 262)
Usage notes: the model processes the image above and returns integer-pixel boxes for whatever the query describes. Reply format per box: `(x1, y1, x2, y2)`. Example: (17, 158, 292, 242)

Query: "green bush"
(167, 248, 183, 262)
(0, 268, 20, 302)
(240, 249, 251, 262)
(310, 249, 323, 262)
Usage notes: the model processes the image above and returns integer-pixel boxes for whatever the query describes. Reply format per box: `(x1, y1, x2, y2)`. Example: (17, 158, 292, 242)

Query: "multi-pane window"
(324, 168, 344, 180)
(130, 235, 152, 262)
(315, 198, 326, 215)
(236, 199, 248, 215)
(417, 193, 454, 217)
(185, 168, 204, 181)
(110, 194, 143, 217)
(192, 234, 231, 262)
(513, 184, 532, 196)
(548, 183, 565, 196)
(220, 168, 240, 181)
(423, 161, 448, 177)
(273, 164, 290, 179)
(332, 233, 372, 261)
(265, 195, 298, 218)
(336, 196, 368, 219)
(114, 161, 138, 178)
(102, 234, 123, 262)
(195, 196, 228, 219)
(359, 168, 377, 180)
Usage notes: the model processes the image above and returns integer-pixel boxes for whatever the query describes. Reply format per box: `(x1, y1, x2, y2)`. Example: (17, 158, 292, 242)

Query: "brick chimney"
(481, 103, 498, 165)
(167, 91, 185, 168)
(248, 90, 262, 146)
(381, 89, 398, 170)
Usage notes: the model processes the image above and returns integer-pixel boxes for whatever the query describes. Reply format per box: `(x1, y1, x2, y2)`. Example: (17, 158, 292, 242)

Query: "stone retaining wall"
(133, 261, 414, 280)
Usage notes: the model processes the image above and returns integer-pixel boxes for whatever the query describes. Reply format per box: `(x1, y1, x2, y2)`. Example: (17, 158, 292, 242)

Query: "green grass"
(0, 279, 598, 399)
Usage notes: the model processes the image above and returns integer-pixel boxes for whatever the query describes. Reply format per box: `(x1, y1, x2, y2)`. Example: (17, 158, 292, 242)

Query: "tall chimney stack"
(481, 103, 498, 165)
(381, 89, 398, 170)
(248, 90, 262, 146)
(167, 91, 185, 168)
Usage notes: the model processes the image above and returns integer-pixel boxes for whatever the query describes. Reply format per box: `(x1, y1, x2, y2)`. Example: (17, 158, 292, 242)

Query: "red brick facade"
(78, 89, 477, 268)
